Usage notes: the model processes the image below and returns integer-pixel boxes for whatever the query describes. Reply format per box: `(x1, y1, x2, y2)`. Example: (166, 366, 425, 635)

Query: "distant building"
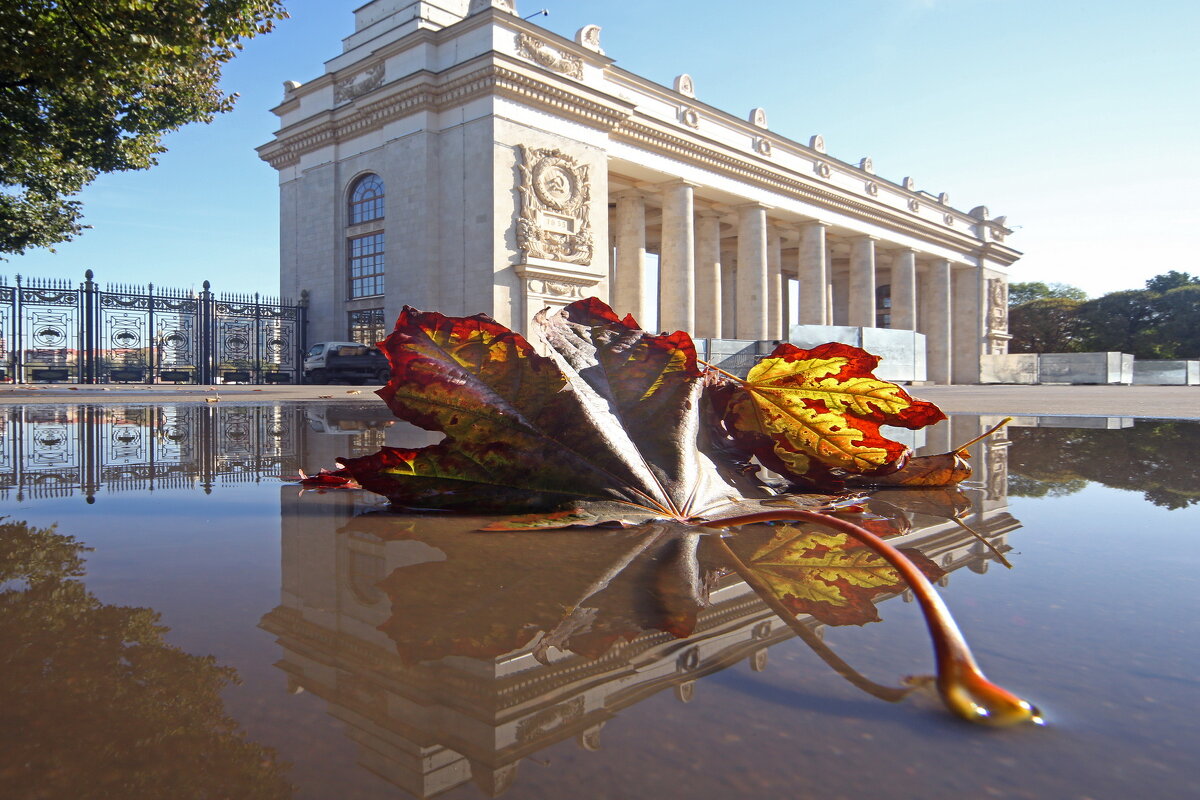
(258, 0, 1019, 383)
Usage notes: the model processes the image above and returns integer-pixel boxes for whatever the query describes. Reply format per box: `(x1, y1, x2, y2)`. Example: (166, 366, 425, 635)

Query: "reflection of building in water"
(260, 425, 1021, 799)
(0, 402, 429, 503)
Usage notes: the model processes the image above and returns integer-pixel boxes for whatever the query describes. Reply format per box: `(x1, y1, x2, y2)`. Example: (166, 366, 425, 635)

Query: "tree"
(0, 0, 287, 255)
(1007, 281, 1088, 307)
(1145, 270, 1200, 294)
(1077, 290, 1163, 358)
(1007, 297, 1086, 353)
(1154, 284, 1200, 358)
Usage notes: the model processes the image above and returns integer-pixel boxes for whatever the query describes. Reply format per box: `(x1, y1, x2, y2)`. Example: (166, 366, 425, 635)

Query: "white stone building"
(258, 0, 1019, 383)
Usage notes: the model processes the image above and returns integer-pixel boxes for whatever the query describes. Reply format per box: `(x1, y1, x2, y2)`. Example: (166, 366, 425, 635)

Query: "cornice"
(258, 57, 1015, 261)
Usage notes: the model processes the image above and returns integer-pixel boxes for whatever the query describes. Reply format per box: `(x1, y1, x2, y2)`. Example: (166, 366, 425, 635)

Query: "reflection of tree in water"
(1007, 422, 1200, 510)
(0, 519, 292, 799)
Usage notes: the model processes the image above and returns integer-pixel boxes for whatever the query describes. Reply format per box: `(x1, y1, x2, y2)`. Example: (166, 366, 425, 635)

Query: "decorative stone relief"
(809, 134, 826, 153)
(517, 145, 593, 265)
(525, 278, 587, 299)
(902, 176, 915, 190)
(944, 213, 955, 226)
(814, 161, 832, 179)
(674, 74, 695, 97)
(865, 181, 879, 196)
(515, 33, 584, 79)
(859, 157, 874, 174)
(749, 107, 768, 128)
(753, 136, 772, 156)
(282, 80, 302, 98)
(937, 192, 950, 205)
(987, 278, 1008, 332)
(575, 24, 603, 53)
(678, 105, 700, 128)
(908, 198, 921, 212)
(333, 63, 384, 102)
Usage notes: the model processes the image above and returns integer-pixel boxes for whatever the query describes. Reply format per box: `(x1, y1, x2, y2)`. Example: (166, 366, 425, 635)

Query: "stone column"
(892, 248, 917, 330)
(736, 204, 769, 339)
(720, 250, 737, 338)
(797, 221, 828, 325)
(927, 257, 952, 384)
(614, 191, 652, 326)
(659, 181, 696, 334)
(848, 235, 877, 328)
(694, 210, 722, 338)
(767, 226, 783, 339)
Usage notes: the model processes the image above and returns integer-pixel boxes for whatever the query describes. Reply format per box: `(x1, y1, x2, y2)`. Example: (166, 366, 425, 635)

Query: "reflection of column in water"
(921, 417, 953, 456)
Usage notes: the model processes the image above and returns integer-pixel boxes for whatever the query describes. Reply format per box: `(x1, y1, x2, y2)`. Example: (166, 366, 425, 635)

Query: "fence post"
(147, 283, 155, 384)
(199, 280, 214, 384)
(254, 292, 262, 384)
(299, 289, 310, 385)
(82, 270, 97, 384)
(13, 274, 23, 383)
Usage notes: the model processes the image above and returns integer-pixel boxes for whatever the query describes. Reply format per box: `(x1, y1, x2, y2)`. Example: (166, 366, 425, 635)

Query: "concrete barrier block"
(1038, 352, 1132, 384)
(980, 353, 1039, 384)
(1132, 360, 1200, 385)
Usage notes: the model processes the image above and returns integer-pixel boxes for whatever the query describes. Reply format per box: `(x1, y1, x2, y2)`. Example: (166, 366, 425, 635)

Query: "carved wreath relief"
(517, 146, 594, 265)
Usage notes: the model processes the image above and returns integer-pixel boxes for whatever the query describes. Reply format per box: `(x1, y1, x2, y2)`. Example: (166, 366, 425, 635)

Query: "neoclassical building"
(258, 0, 1019, 383)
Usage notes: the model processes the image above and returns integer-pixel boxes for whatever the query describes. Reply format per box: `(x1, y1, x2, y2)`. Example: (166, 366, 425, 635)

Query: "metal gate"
(0, 271, 306, 384)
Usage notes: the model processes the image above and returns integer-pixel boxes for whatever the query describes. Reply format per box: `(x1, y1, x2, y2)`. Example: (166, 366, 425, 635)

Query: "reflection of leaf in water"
(730, 525, 943, 626)
(344, 515, 716, 665)
(0, 519, 292, 799)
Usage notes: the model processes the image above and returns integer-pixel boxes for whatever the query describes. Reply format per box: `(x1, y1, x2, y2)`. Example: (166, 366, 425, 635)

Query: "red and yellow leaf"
(711, 342, 945, 487)
(339, 301, 740, 518)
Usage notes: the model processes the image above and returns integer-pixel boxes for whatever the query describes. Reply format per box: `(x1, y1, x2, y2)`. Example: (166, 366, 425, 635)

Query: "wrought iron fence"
(0, 271, 306, 384)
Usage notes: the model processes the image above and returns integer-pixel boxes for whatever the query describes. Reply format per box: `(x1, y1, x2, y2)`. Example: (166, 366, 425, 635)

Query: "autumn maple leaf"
(708, 342, 946, 488)
(338, 298, 749, 522)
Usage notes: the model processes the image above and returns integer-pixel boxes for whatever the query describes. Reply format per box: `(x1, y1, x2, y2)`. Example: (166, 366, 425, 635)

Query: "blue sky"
(5, 0, 1197, 300)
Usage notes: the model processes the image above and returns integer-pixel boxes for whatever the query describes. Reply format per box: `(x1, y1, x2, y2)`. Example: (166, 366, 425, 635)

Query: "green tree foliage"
(1008, 272, 1199, 356)
(1007, 281, 1088, 307)
(1145, 270, 1200, 294)
(1076, 290, 1164, 358)
(1154, 284, 1200, 358)
(0, 0, 287, 254)
(0, 518, 293, 798)
(1007, 297, 1086, 353)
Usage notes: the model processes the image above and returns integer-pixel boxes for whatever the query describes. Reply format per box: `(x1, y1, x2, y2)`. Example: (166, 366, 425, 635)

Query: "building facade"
(258, 0, 1020, 383)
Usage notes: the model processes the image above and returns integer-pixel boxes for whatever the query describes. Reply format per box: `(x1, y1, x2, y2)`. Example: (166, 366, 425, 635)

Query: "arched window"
(348, 174, 384, 225)
(347, 173, 385, 300)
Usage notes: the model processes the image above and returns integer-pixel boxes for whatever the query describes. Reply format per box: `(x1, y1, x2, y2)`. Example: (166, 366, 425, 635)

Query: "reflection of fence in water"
(0, 405, 306, 502)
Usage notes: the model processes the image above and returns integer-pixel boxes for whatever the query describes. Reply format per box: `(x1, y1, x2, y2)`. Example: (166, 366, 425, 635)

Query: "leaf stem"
(703, 509, 1043, 726)
(697, 358, 747, 384)
(952, 416, 1014, 453)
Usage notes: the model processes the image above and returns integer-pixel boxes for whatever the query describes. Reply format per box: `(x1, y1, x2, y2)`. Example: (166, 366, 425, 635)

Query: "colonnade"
(610, 183, 967, 383)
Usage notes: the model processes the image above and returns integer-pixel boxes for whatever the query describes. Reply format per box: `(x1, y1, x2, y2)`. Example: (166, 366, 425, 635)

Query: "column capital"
(847, 233, 879, 243)
(657, 178, 701, 190)
(614, 188, 648, 201)
(695, 207, 724, 219)
(797, 218, 831, 229)
(734, 201, 774, 212)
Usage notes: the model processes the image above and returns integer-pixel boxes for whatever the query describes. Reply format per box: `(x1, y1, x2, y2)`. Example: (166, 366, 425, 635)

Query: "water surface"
(1, 404, 1197, 799)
